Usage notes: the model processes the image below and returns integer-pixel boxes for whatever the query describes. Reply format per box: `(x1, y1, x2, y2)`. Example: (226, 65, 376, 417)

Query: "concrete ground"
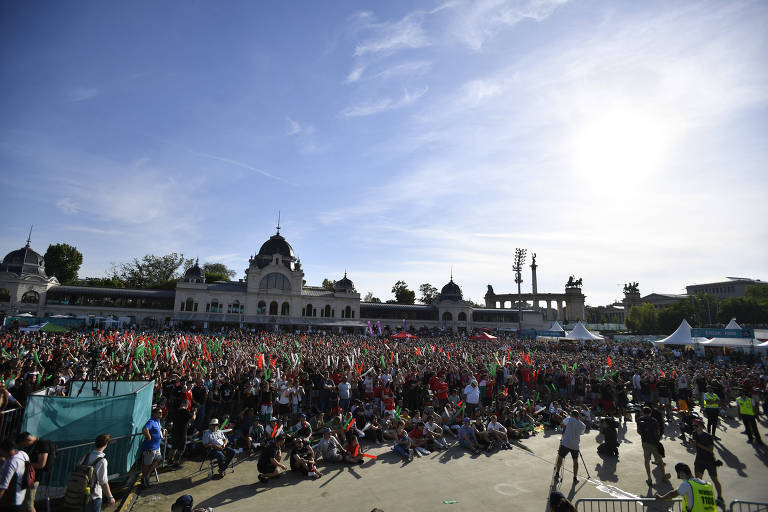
(130, 415, 768, 512)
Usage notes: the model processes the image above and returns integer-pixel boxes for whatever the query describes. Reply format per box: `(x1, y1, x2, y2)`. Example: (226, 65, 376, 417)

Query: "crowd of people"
(0, 327, 766, 510)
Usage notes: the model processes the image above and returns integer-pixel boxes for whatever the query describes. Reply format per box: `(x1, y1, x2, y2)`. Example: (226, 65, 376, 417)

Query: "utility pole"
(513, 248, 527, 332)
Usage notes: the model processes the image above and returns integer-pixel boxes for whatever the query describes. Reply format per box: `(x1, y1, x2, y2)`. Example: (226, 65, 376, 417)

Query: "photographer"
(596, 417, 619, 457)
(554, 410, 585, 484)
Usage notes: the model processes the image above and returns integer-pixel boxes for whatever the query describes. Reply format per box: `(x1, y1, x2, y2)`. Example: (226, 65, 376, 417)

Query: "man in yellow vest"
(737, 388, 763, 446)
(702, 386, 720, 439)
(655, 462, 718, 511)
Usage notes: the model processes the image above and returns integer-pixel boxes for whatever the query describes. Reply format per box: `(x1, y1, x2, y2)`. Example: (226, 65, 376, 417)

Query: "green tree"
(717, 297, 768, 325)
(657, 300, 696, 334)
(202, 263, 236, 280)
(43, 243, 83, 284)
(363, 292, 381, 303)
(625, 302, 658, 333)
(80, 275, 126, 288)
(391, 280, 416, 304)
(418, 283, 438, 304)
(322, 278, 337, 291)
(690, 293, 720, 327)
(115, 253, 193, 288)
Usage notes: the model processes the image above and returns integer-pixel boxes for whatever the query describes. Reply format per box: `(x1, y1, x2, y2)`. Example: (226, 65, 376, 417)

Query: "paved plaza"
(130, 414, 768, 512)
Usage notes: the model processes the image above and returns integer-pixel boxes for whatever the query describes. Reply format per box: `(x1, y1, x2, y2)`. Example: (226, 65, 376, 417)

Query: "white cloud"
(353, 12, 430, 57)
(67, 87, 101, 102)
(56, 198, 79, 214)
(342, 86, 428, 117)
(286, 117, 314, 136)
(449, 0, 569, 50)
(345, 65, 366, 83)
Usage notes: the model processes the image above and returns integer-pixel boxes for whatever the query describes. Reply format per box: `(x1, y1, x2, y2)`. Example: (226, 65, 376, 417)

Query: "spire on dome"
(26, 225, 33, 247)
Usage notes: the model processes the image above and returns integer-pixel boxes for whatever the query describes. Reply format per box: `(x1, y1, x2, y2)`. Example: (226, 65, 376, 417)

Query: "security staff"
(737, 388, 763, 446)
(655, 462, 717, 512)
(702, 386, 720, 439)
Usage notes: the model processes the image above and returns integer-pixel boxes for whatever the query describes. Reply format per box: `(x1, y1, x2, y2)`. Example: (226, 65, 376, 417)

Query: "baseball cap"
(322, 427, 331, 434)
(463, 417, 471, 423)
(209, 418, 219, 425)
(269, 417, 278, 422)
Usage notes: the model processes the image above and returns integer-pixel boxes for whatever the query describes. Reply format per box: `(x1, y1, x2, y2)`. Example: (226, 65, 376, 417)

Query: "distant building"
(685, 277, 766, 300)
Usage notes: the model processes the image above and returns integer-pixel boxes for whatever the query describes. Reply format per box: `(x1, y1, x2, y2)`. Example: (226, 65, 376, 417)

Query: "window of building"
(324, 305, 331, 318)
(269, 301, 278, 315)
(281, 302, 290, 316)
(304, 303, 313, 317)
(344, 306, 351, 318)
(458, 312, 467, 321)
(257, 301, 266, 314)
(0, 288, 10, 302)
(259, 273, 292, 291)
(21, 291, 39, 304)
(442, 312, 453, 321)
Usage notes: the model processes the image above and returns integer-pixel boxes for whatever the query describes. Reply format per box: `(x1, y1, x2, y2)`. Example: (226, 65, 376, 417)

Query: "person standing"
(736, 388, 762, 446)
(0, 439, 30, 512)
(636, 406, 670, 487)
(140, 407, 164, 488)
(15, 432, 53, 512)
(655, 462, 716, 512)
(338, 376, 351, 414)
(702, 386, 721, 439)
(691, 422, 725, 508)
(80, 434, 114, 512)
(555, 410, 586, 484)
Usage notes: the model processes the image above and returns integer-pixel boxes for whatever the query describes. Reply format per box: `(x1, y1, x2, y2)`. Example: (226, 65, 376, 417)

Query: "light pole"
(513, 248, 527, 332)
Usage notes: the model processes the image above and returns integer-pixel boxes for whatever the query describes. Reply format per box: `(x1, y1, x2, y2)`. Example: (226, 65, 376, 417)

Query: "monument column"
(530, 253, 538, 311)
(556, 301, 562, 321)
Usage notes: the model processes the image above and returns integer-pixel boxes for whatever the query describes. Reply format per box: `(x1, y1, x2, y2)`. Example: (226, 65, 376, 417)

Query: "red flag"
(606, 357, 612, 367)
(660, 370, 665, 378)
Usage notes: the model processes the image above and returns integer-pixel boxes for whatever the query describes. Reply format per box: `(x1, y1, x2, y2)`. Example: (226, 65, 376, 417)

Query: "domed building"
(182, 259, 205, 284)
(439, 278, 463, 302)
(0, 237, 59, 317)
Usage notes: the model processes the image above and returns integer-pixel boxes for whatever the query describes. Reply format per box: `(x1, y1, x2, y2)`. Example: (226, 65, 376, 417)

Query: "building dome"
(440, 279, 463, 302)
(252, 227, 297, 270)
(0, 243, 47, 278)
(334, 272, 355, 292)
(183, 259, 204, 283)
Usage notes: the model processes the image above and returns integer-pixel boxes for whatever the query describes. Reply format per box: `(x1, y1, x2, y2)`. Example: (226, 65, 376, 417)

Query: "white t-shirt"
(463, 384, 480, 404)
(83, 451, 108, 501)
(0, 451, 30, 505)
(487, 421, 506, 433)
(560, 416, 586, 451)
(338, 382, 351, 400)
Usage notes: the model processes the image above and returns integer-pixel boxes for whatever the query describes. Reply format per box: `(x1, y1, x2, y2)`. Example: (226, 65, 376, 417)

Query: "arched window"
(281, 302, 290, 316)
(324, 305, 331, 318)
(257, 301, 267, 314)
(344, 306, 351, 319)
(458, 312, 467, 322)
(304, 303, 313, 317)
(269, 301, 278, 315)
(0, 288, 10, 302)
(442, 312, 453, 321)
(184, 298, 194, 311)
(259, 273, 292, 291)
(21, 291, 39, 304)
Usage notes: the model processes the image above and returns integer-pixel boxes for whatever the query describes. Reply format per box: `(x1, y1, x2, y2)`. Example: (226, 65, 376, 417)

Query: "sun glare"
(570, 106, 675, 188)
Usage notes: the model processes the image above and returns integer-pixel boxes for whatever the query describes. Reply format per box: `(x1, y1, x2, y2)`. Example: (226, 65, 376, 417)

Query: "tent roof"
(700, 337, 754, 347)
(724, 318, 742, 330)
(565, 321, 603, 340)
(654, 319, 707, 346)
(549, 321, 566, 333)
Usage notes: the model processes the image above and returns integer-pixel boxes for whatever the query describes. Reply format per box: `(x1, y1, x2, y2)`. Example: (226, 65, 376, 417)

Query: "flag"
(367, 321, 374, 336)
(377, 321, 383, 336)
(606, 356, 612, 367)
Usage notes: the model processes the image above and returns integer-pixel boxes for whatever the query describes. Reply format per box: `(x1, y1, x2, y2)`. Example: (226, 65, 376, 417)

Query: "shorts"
(558, 444, 579, 460)
(642, 442, 663, 464)
(142, 448, 162, 466)
(694, 459, 717, 479)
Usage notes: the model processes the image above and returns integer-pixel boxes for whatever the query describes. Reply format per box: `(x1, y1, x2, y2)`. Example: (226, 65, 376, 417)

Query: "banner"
(691, 328, 754, 338)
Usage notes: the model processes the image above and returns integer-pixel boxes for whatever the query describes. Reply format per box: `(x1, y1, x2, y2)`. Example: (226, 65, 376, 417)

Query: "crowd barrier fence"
(573, 498, 683, 512)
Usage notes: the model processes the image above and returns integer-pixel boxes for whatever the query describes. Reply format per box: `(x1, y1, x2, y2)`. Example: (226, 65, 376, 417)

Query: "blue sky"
(1, 0, 766, 306)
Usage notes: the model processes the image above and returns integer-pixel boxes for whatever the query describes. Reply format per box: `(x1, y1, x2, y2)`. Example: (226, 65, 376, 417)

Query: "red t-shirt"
(383, 397, 395, 411)
(409, 428, 424, 439)
(436, 381, 449, 400)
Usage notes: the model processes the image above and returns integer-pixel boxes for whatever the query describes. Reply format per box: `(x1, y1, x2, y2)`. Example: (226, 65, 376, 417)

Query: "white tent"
(654, 319, 708, 346)
(699, 318, 755, 348)
(565, 321, 603, 340)
(549, 321, 566, 334)
(757, 340, 768, 350)
(724, 318, 742, 330)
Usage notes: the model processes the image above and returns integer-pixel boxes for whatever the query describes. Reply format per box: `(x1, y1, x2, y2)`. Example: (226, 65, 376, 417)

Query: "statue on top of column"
(623, 282, 639, 294)
(531, 253, 537, 266)
(485, 284, 495, 296)
(566, 275, 583, 288)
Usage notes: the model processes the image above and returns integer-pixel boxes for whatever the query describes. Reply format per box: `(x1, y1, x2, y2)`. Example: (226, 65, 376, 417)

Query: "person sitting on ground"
(487, 414, 512, 450)
(362, 415, 385, 444)
(171, 494, 213, 512)
(202, 418, 238, 478)
(424, 414, 448, 449)
(248, 418, 266, 451)
(257, 434, 287, 483)
(655, 462, 718, 512)
(290, 437, 321, 479)
(408, 421, 431, 455)
(291, 413, 313, 439)
(265, 417, 283, 440)
(473, 418, 491, 450)
(549, 490, 577, 512)
(458, 417, 481, 454)
(392, 420, 413, 461)
(311, 428, 345, 462)
(344, 434, 365, 464)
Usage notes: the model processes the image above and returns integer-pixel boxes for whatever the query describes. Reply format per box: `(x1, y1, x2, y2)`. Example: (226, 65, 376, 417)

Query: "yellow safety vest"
(703, 393, 719, 409)
(737, 397, 754, 416)
(682, 479, 716, 512)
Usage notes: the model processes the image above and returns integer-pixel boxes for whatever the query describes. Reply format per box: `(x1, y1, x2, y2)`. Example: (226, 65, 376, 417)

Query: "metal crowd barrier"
(574, 498, 683, 512)
(730, 501, 768, 512)
(0, 407, 24, 440)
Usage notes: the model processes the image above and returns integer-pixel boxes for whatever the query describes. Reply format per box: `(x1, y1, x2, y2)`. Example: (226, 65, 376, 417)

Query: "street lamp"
(513, 248, 527, 332)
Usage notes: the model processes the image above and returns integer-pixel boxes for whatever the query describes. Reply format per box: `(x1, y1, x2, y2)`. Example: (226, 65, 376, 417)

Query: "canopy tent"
(654, 319, 708, 346)
(700, 337, 755, 348)
(565, 321, 603, 340)
(549, 321, 566, 335)
(390, 332, 418, 339)
(757, 340, 768, 349)
(470, 332, 498, 340)
(724, 318, 742, 330)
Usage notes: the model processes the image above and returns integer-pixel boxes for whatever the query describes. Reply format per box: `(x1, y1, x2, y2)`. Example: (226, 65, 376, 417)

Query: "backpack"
(20, 459, 35, 490)
(62, 453, 104, 510)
